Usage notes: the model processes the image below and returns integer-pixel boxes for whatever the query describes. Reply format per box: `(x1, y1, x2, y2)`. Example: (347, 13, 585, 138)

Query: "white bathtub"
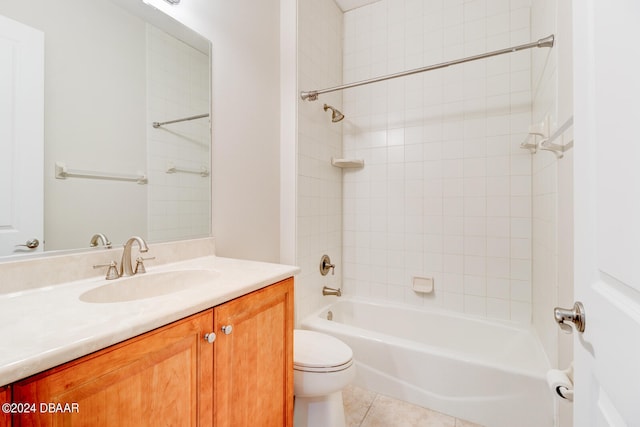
(300, 298, 554, 427)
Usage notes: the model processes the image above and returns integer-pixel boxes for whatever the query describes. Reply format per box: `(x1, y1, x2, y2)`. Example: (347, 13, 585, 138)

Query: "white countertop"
(0, 256, 299, 386)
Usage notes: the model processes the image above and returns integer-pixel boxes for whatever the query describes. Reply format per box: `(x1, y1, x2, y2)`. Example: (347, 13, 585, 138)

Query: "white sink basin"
(80, 269, 220, 303)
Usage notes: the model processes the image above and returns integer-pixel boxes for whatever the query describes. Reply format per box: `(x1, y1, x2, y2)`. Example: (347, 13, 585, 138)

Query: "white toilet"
(293, 329, 356, 427)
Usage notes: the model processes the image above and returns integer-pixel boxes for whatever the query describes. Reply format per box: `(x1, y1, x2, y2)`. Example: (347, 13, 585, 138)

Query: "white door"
(573, 1, 640, 425)
(0, 15, 44, 256)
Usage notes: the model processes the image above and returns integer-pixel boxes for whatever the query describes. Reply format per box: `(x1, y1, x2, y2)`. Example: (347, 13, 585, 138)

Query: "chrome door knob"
(204, 332, 216, 343)
(221, 325, 233, 335)
(554, 302, 586, 333)
(17, 238, 39, 249)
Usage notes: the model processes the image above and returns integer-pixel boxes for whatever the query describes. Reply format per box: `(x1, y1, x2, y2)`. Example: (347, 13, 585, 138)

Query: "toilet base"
(294, 391, 346, 427)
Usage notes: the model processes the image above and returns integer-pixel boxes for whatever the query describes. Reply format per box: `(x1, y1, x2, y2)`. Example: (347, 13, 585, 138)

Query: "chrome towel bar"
(165, 162, 210, 177)
(55, 162, 147, 184)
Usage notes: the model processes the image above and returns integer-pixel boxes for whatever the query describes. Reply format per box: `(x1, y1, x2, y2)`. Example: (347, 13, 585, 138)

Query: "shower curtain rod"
(300, 34, 555, 101)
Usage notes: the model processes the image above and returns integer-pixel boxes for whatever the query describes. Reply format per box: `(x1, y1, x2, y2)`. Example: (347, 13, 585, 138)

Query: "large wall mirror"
(0, 0, 211, 259)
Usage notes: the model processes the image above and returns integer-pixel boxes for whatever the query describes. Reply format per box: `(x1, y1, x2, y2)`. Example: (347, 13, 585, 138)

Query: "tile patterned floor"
(343, 385, 484, 427)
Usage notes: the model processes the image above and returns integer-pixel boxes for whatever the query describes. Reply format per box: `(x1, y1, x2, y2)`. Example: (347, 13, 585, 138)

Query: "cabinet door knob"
(221, 325, 233, 335)
(204, 332, 216, 343)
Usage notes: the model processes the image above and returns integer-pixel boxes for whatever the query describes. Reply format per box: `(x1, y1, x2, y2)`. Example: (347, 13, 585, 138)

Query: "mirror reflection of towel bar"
(165, 162, 210, 177)
(55, 162, 147, 184)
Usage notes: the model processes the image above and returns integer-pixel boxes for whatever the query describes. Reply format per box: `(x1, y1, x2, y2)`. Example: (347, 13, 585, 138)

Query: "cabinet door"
(1, 385, 9, 427)
(12, 310, 213, 427)
(213, 278, 294, 427)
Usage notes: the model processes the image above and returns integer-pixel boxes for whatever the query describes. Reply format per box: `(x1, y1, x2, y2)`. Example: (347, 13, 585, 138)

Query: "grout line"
(357, 391, 378, 427)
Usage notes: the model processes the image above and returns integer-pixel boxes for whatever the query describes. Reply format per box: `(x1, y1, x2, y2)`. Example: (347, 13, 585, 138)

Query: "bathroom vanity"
(0, 248, 298, 427)
(9, 278, 293, 426)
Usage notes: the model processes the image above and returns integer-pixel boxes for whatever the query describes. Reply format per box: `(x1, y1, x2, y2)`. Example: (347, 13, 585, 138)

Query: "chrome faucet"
(119, 236, 149, 277)
(322, 286, 342, 297)
(89, 233, 112, 249)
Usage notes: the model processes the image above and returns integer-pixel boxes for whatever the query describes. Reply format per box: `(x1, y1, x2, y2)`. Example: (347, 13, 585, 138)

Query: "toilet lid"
(294, 330, 353, 369)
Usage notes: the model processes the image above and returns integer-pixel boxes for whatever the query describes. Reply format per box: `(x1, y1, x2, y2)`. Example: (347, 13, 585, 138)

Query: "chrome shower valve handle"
(319, 254, 335, 276)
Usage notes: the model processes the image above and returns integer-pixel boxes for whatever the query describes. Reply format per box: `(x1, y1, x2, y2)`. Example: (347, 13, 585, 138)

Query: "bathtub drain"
(326, 310, 333, 321)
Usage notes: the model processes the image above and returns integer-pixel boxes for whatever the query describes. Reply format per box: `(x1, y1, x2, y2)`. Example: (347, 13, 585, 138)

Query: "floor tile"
(455, 420, 484, 427)
(343, 384, 485, 427)
(343, 384, 377, 427)
(361, 394, 456, 427)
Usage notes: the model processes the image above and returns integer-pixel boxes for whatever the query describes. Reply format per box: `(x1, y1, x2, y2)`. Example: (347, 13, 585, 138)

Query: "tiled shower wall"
(147, 25, 211, 242)
(531, 1, 573, 425)
(341, 0, 534, 322)
(296, 0, 344, 323)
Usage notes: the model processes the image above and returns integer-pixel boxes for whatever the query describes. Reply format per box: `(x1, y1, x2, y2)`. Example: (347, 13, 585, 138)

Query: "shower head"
(323, 104, 345, 123)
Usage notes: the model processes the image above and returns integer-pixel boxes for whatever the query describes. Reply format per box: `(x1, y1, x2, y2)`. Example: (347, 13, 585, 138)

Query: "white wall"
(341, 0, 534, 323)
(146, 0, 283, 263)
(296, 0, 344, 322)
(530, 0, 573, 425)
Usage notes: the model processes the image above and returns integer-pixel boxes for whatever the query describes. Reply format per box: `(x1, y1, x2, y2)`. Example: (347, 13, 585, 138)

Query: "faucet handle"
(134, 256, 156, 274)
(93, 261, 120, 280)
(320, 254, 336, 276)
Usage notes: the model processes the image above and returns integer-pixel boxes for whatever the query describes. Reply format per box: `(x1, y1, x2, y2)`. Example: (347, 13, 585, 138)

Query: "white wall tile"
(486, 217, 510, 237)
(510, 300, 532, 324)
(486, 0, 510, 16)
(464, 294, 487, 316)
(530, 3, 575, 406)
(444, 291, 465, 312)
(487, 277, 511, 299)
(336, 0, 533, 323)
(511, 279, 532, 302)
(486, 298, 511, 320)
(296, 0, 344, 323)
(487, 256, 510, 279)
(486, 12, 510, 36)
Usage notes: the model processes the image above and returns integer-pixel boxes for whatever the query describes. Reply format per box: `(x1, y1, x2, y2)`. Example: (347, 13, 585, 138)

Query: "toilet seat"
(294, 330, 353, 373)
(293, 329, 355, 427)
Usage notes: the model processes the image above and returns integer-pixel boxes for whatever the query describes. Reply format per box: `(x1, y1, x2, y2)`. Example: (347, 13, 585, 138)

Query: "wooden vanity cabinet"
(12, 310, 214, 427)
(1, 385, 10, 427)
(9, 277, 294, 427)
(213, 277, 294, 427)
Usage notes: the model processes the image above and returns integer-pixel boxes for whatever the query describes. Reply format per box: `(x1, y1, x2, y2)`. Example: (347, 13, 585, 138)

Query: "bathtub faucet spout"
(322, 286, 342, 297)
